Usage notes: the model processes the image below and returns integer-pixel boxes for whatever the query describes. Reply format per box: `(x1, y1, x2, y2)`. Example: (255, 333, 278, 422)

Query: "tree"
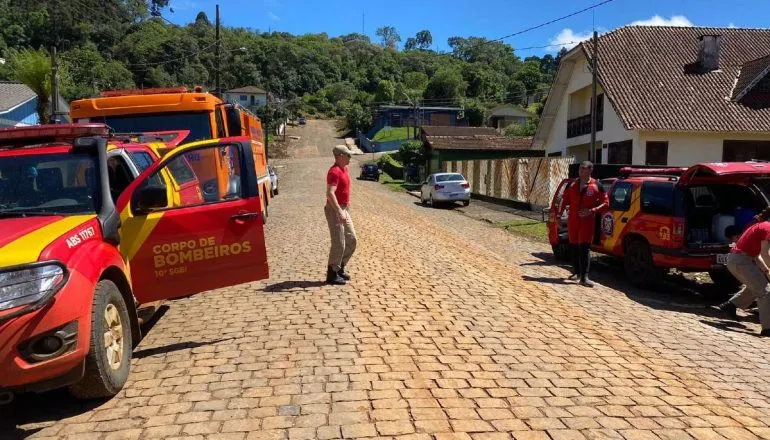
(506, 80, 527, 106)
(9, 48, 52, 124)
(424, 68, 466, 101)
(514, 60, 542, 94)
(461, 98, 485, 127)
(374, 79, 395, 104)
(404, 38, 417, 51)
(403, 71, 429, 91)
(375, 26, 401, 50)
(337, 102, 372, 135)
(398, 140, 426, 166)
(554, 47, 569, 70)
(415, 30, 432, 50)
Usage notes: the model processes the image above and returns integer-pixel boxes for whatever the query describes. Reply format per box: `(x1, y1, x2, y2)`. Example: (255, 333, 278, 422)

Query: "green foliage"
(424, 68, 466, 101)
(337, 102, 372, 135)
(504, 117, 538, 137)
(398, 140, 426, 166)
(0, 1, 562, 123)
(377, 152, 404, 180)
(461, 98, 486, 127)
(8, 48, 53, 124)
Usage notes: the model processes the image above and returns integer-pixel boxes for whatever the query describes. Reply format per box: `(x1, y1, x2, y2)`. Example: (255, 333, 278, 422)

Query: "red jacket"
(559, 178, 608, 244)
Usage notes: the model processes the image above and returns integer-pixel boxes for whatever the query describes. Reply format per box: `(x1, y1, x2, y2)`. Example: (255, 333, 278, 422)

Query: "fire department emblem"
(658, 226, 671, 241)
(601, 213, 614, 235)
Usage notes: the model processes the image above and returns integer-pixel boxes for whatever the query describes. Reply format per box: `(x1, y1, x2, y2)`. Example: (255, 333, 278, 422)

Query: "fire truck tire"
(624, 239, 657, 287)
(69, 280, 132, 399)
(551, 243, 571, 262)
(708, 270, 742, 293)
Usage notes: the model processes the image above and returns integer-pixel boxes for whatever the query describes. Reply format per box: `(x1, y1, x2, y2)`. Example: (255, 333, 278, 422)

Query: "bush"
(398, 140, 425, 167)
(377, 153, 404, 179)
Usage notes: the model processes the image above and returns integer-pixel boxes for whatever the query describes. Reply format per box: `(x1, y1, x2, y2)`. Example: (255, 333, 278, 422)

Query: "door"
(547, 179, 571, 245)
(119, 139, 269, 304)
(599, 181, 636, 253)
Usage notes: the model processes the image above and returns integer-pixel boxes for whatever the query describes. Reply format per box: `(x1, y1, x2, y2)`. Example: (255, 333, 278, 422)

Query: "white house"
(534, 26, 770, 166)
(224, 86, 268, 109)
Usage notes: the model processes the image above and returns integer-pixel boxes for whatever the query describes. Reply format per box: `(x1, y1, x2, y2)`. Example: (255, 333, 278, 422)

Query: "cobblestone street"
(6, 120, 770, 440)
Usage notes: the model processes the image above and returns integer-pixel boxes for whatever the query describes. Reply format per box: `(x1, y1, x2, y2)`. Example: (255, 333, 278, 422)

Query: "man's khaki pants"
(325, 204, 357, 272)
(727, 252, 770, 330)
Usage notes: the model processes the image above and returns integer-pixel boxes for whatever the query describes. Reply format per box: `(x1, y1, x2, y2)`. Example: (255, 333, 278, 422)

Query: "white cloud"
(549, 28, 594, 50)
(728, 22, 737, 28)
(268, 12, 280, 21)
(629, 15, 694, 27)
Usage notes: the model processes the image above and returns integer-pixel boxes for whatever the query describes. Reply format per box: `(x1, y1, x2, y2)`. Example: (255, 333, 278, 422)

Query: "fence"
(442, 156, 575, 208)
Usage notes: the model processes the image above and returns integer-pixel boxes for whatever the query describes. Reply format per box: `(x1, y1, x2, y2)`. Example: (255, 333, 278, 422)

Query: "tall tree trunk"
(37, 98, 50, 124)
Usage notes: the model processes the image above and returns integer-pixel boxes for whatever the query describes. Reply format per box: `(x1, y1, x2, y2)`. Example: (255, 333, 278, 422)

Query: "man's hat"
(333, 145, 353, 157)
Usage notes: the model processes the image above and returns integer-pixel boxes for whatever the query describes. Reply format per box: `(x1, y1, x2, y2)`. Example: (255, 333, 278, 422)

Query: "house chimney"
(697, 35, 721, 71)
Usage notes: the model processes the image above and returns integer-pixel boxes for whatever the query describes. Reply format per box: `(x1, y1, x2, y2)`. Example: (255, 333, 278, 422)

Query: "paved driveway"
(6, 120, 770, 440)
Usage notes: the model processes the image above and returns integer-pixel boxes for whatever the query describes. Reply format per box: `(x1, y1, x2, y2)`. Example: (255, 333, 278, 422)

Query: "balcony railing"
(567, 113, 603, 138)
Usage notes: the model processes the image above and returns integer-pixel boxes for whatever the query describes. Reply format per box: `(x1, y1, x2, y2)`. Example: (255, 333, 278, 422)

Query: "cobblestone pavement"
(6, 120, 770, 440)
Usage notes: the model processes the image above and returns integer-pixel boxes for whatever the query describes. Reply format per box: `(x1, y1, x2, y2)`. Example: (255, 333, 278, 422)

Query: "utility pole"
(590, 30, 599, 163)
(50, 46, 59, 124)
(215, 4, 221, 96)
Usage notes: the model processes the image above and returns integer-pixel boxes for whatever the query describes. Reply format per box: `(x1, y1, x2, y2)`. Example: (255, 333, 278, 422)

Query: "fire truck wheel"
(69, 280, 132, 399)
(624, 239, 656, 287)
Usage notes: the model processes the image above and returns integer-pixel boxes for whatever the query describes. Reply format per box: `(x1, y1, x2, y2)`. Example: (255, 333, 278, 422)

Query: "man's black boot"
(711, 301, 738, 319)
(338, 265, 351, 281)
(326, 267, 346, 285)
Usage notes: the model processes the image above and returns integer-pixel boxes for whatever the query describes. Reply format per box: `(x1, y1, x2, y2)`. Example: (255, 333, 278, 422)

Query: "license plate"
(717, 254, 729, 265)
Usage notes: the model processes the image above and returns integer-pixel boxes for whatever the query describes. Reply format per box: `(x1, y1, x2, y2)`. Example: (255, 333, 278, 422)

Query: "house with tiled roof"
(420, 126, 541, 173)
(534, 26, 770, 166)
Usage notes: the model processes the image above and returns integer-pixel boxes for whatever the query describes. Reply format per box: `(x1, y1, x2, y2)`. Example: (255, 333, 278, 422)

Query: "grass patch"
(380, 171, 407, 192)
(498, 219, 549, 243)
(373, 126, 413, 142)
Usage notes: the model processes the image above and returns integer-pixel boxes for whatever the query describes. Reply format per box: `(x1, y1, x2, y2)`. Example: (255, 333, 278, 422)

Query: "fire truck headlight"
(0, 264, 67, 311)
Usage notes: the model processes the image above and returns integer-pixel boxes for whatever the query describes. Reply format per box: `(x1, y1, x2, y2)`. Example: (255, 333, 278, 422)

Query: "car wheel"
(551, 243, 571, 262)
(708, 270, 742, 294)
(463, 200, 470, 207)
(624, 239, 657, 287)
(274, 187, 279, 196)
(430, 193, 436, 207)
(69, 280, 132, 399)
(420, 192, 427, 205)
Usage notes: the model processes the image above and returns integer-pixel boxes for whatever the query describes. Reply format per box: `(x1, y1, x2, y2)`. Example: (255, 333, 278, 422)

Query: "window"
(606, 140, 632, 165)
(548, 152, 563, 157)
(143, 144, 243, 210)
(723, 140, 770, 162)
(240, 95, 248, 101)
(610, 182, 633, 211)
(435, 174, 465, 182)
(107, 156, 134, 201)
(102, 112, 213, 143)
(130, 151, 154, 173)
(0, 152, 100, 214)
(215, 109, 227, 138)
(646, 141, 668, 165)
(641, 181, 674, 216)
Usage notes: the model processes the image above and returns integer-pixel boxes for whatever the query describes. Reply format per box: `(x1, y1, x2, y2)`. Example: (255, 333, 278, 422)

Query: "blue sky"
(166, 0, 768, 55)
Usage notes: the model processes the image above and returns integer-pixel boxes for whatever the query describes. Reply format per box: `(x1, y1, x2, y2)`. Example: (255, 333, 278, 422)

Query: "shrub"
(377, 153, 404, 179)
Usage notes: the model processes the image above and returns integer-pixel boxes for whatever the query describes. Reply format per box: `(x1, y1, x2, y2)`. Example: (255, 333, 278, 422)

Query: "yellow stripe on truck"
(119, 205, 165, 262)
(0, 215, 96, 266)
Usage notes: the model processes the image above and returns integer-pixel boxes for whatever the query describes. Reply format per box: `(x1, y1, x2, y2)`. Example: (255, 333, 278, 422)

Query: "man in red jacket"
(558, 161, 608, 287)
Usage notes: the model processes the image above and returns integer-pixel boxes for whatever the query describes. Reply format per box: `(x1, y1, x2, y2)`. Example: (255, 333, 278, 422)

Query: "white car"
(268, 164, 278, 196)
(420, 173, 471, 207)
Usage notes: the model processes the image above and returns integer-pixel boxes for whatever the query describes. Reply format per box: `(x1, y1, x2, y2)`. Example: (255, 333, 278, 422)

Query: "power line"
(485, 0, 616, 44)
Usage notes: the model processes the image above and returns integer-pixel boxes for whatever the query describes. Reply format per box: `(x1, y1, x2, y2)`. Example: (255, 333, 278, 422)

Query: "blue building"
(0, 81, 70, 128)
(366, 105, 468, 139)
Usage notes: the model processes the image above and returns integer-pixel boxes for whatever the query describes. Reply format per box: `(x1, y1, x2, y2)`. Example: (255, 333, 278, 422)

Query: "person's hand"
(338, 209, 347, 223)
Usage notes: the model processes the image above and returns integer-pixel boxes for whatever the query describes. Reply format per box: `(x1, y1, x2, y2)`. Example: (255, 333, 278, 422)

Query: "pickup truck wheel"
(708, 270, 742, 293)
(624, 240, 656, 287)
(69, 280, 132, 399)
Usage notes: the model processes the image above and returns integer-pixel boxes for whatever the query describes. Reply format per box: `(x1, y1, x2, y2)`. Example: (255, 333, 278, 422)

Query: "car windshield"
(101, 112, 212, 143)
(364, 165, 377, 171)
(0, 152, 100, 216)
(435, 174, 465, 182)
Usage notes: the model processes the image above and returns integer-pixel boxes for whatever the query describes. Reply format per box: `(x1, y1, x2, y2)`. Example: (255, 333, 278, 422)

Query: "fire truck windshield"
(99, 112, 212, 143)
(0, 153, 101, 216)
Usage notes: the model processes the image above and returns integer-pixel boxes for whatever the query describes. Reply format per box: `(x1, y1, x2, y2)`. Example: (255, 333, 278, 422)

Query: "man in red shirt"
(558, 161, 608, 287)
(713, 208, 770, 336)
(325, 145, 357, 285)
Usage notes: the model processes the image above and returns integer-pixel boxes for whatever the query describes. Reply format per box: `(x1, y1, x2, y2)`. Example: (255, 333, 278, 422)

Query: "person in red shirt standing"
(713, 207, 770, 336)
(558, 161, 608, 287)
(324, 145, 357, 285)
